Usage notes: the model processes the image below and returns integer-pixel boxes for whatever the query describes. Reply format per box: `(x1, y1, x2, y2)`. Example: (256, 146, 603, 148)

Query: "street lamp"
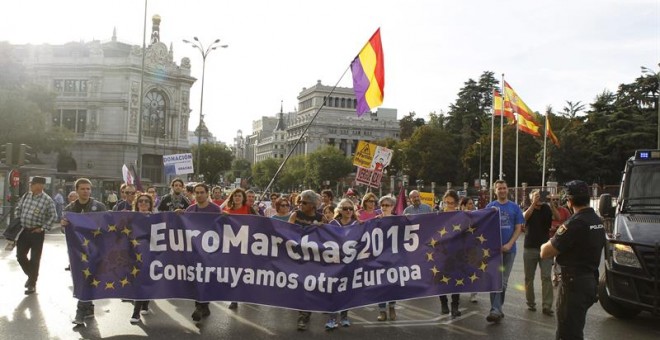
(183, 37, 228, 181)
(476, 141, 482, 189)
(641, 64, 660, 149)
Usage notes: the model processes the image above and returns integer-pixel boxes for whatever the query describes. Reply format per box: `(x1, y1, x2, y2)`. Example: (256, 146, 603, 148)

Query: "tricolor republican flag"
(351, 28, 385, 117)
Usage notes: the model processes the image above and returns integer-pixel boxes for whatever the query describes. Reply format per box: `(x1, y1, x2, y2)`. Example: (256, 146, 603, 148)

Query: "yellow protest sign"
(353, 141, 375, 168)
(419, 192, 435, 208)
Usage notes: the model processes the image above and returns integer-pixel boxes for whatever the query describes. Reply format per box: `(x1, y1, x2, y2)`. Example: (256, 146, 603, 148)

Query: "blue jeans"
(490, 251, 516, 316)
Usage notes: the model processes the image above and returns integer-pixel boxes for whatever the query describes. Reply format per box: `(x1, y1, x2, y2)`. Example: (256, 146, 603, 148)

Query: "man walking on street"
(541, 180, 606, 340)
(523, 189, 559, 316)
(15, 176, 57, 295)
(485, 180, 524, 323)
(61, 178, 107, 325)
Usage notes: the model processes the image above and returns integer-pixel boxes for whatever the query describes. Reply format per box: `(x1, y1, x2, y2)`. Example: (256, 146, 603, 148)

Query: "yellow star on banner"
(82, 268, 92, 279)
(477, 234, 487, 244)
(121, 227, 132, 236)
(92, 228, 102, 237)
(440, 275, 451, 284)
(479, 262, 488, 272)
(131, 266, 140, 278)
(120, 277, 130, 287)
(107, 225, 117, 232)
(105, 282, 115, 290)
(452, 224, 462, 232)
(469, 273, 479, 283)
(455, 278, 465, 286)
(467, 226, 476, 234)
(136, 253, 143, 263)
(82, 238, 90, 247)
(430, 266, 440, 277)
(428, 238, 439, 248)
(81, 253, 88, 262)
(131, 239, 140, 248)
(91, 278, 100, 288)
(426, 252, 434, 262)
(437, 227, 448, 238)
(483, 248, 491, 258)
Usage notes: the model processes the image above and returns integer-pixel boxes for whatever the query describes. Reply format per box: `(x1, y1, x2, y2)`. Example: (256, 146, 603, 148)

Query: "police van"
(598, 150, 660, 318)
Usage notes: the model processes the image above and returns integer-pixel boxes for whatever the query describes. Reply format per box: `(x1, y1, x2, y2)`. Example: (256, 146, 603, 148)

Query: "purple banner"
(64, 209, 502, 312)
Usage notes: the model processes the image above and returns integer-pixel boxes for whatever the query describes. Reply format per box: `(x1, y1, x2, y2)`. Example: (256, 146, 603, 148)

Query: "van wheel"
(598, 272, 641, 319)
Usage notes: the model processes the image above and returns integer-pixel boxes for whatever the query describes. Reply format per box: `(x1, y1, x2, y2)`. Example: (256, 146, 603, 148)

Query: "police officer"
(540, 180, 606, 340)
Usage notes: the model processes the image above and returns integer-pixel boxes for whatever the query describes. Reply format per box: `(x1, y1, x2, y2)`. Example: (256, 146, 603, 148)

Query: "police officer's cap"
(564, 180, 589, 197)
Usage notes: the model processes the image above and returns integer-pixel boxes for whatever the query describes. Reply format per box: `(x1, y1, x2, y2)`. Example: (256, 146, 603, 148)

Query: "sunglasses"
(124, 191, 136, 195)
(380, 204, 392, 207)
(137, 199, 150, 204)
(341, 207, 354, 211)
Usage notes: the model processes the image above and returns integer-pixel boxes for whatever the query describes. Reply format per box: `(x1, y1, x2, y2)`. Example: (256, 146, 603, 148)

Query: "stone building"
(236, 80, 399, 163)
(10, 16, 194, 190)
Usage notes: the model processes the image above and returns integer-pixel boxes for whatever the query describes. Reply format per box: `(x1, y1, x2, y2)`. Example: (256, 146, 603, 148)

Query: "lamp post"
(641, 64, 660, 149)
(476, 141, 482, 189)
(183, 37, 228, 181)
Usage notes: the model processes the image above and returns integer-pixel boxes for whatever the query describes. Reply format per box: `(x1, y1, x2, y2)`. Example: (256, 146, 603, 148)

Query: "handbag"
(3, 217, 24, 242)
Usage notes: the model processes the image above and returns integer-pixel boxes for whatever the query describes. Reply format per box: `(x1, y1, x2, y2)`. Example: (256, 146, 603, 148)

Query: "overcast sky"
(2, 0, 658, 145)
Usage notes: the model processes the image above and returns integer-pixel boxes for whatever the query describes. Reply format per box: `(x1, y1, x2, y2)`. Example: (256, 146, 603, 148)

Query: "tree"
(191, 143, 233, 185)
(251, 158, 281, 191)
(278, 155, 307, 192)
(399, 112, 425, 140)
(225, 158, 252, 186)
(305, 146, 353, 189)
(0, 42, 71, 160)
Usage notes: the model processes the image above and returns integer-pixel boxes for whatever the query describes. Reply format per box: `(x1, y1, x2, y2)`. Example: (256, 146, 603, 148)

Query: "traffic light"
(17, 144, 33, 166)
(1, 143, 14, 165)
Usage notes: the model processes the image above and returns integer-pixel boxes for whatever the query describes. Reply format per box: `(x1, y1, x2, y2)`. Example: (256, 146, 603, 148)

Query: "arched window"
(143, 90, 167, 138)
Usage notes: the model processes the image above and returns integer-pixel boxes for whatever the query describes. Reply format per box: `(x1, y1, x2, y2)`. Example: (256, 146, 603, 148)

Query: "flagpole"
(489, 88, 495, 193)
(260, 65, 352, 200)
(499, 74, 504, 181)
(542, 112, 548, 188)
(515, 104, 520, 204)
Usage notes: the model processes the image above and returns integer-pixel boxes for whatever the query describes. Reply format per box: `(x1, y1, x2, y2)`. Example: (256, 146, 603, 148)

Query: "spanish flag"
(493, 89, 515, 124)
(351, 28, 385, 117)
(503, 81, 541, 137)
(546, 114, 560, 147)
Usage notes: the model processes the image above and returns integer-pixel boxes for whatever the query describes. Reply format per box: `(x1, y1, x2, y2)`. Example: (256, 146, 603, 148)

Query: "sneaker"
(486, 312, 502, 323)
(527, 305, 537, 312)
(140, 302, 150, 315)
(73, 308, 94, 325)
(340, 317, 351, 327)
(451, 304, 462, 317)
(441, 303, 449, 315)
(24, 285, 36, 295)
(377, 311, 387, 321)
(542, 308, 554, 316)
(24, 279, 30, 288)
(191, 306, 203, 322)
(228, 302, 238, 309)
(470, 293, 478, 303)
(297, 313, 310, 331)
(389, 306, 397, 321)
(325, 318, 338, 330)
(130, 311, 140, 324)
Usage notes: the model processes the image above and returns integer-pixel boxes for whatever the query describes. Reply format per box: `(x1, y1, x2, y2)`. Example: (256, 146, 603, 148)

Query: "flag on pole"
(122, 164, 134, 185)
(394, 184, 406, 215)
(493, 89, 515, 123)
(351, 28, 385, 117)
(503, 81, 541, 137)
(503, 81, 536, 121)
(546, 114, 560, 147)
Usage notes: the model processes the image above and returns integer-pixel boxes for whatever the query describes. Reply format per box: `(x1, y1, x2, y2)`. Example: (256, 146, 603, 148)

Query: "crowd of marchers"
(6, 175, 603, 339)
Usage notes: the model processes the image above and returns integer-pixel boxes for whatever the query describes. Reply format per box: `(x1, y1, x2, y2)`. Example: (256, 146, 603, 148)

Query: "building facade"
(236, 80, 400, 163)
(11, 16, 194, 188)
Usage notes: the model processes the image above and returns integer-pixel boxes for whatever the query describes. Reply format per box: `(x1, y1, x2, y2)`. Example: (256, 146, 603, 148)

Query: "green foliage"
(399, 112, 425, 140)
(251, 158, 281, 190)
(225, 158, 252, 185)
(192, 143, 234, 185)
(0, 43, 72, 160)
(305, 146, 353, 189)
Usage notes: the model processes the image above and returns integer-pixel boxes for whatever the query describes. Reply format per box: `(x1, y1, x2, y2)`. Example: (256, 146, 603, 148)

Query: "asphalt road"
(1, 228, 658, 340)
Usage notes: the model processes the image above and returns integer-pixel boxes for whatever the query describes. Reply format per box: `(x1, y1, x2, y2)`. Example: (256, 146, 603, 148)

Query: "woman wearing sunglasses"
(375, 195, 398, 321)
(271, 197, 292, 221)
(130, 193, 154, 324)
(357, 192, 381, 222)
(323, 198, 359, 330)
